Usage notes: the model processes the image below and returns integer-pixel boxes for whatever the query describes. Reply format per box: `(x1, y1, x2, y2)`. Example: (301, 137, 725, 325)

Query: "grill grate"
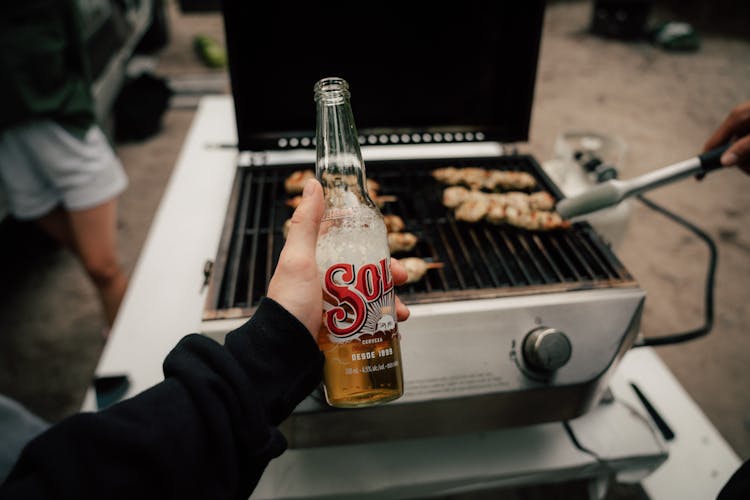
(205, 156, 635, 319)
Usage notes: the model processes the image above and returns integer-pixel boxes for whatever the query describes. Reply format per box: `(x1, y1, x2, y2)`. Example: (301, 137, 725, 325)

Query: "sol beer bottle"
(313, 77, 404, 408)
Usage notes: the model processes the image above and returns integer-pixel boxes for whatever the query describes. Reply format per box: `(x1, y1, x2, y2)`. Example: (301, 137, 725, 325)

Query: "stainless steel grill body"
(201, 153, 645, 447)
(281, 287, 644, 447)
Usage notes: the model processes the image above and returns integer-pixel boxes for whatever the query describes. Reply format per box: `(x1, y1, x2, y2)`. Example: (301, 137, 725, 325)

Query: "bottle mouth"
(314, 77, 350, 103)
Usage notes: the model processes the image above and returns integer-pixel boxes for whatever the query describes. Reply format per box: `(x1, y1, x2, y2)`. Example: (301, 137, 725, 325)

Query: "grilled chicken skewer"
(503, 207, 568, 231)
(527, 191, 556, 211)
(454, 190, 490, 223)
(431, 166, 463, 186)
(453, 167, 488, 190)
(477, 190, 553, 212)
(441, 185, 552, 213)
(372, 195, 398, 208)
(446, 188, 568, 230)
(383, 214, 405, 233)
(387, 232, 418, 253)
(284, 169, 316, 194)
(442, 186, 471, 208)
(482, 170, 537, 191)
(446, 188, 555, 213)
(432, 166, 537, 191)
(399, 257, 444, 284)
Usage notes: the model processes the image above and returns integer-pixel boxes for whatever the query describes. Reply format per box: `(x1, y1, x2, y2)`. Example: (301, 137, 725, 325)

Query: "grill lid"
(221, 1, 546, 151)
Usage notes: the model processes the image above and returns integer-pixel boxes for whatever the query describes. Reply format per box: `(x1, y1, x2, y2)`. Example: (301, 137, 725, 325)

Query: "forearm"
(0, 298, 324, 499)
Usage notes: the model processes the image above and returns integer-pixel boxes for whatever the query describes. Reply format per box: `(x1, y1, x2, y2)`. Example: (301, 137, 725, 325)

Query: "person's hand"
(267, 179, 410, 339)
(703, 100, 750, 174)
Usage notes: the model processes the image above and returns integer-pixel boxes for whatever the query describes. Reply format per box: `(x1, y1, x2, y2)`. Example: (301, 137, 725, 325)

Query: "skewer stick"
(377, 195, 398, 203)
(285, 196, 302, 209)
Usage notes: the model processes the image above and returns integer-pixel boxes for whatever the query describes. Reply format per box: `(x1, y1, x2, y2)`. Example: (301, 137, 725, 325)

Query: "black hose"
(633, 194, 718, 347)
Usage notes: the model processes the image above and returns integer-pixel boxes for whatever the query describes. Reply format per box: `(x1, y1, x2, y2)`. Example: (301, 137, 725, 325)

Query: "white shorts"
(0, 120, 128, 220)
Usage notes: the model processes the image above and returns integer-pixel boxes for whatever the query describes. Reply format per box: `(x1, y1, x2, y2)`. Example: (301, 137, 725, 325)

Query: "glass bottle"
(313, 77, 404, 408)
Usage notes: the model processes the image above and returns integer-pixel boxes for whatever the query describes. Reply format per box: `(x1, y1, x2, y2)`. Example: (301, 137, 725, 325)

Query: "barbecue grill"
(199, 0, 647, 448)
(205, 156, 635, 318)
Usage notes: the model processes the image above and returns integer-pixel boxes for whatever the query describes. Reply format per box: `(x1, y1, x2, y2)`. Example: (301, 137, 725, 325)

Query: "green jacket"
(0, 0, 95, 138)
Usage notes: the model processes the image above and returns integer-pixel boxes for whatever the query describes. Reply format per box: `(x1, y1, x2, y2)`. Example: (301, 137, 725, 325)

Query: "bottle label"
(323, 257, 395, 343)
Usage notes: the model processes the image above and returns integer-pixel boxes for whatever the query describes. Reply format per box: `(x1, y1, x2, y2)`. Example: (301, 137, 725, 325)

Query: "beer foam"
(316, 206, 389, 270)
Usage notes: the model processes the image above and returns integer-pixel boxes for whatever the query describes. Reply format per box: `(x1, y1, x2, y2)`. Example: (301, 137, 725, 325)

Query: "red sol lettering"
(323, 257, 394, 340)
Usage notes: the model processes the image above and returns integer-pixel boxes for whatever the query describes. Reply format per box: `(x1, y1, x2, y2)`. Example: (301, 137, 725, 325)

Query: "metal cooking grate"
(204, 156, 635, 319)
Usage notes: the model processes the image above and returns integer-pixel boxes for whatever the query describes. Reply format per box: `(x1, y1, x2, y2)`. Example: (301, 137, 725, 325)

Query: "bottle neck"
(314, 79, 373, 209)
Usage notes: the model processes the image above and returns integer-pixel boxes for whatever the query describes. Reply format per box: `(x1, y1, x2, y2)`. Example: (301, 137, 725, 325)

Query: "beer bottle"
(313, 77, 404, 408)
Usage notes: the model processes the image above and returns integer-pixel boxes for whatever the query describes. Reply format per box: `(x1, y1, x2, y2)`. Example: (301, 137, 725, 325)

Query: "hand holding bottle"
(267, 178, 410, 339)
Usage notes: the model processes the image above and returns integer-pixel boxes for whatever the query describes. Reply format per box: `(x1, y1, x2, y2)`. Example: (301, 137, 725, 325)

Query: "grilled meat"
(432, 166, 537, 191)
(284, 169, 316, 194)
(454, 190, 491, 222)
(388, 232, 418, 253)
(400, 257, 444, 284)
(383, 214, 406, 233)
(442, 186, 471, 208)
(446, 189, 568, 230)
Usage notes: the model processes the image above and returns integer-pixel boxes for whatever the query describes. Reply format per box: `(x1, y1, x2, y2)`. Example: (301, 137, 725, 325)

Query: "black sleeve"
(0, 297, 324, 500)
(719, 458, 750, 500)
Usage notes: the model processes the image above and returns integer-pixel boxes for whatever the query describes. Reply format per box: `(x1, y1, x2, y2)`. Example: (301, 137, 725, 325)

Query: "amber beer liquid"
(315, 256, 404, 407)
(314, 77, 404, 408)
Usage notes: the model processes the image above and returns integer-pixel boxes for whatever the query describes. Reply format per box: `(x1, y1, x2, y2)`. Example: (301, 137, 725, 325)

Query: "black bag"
(113, 72, 173, 142)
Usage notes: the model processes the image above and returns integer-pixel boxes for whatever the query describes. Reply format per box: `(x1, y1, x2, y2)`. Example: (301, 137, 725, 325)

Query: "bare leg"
(34, 206, 75, 249)
(67, 199, 129, 327)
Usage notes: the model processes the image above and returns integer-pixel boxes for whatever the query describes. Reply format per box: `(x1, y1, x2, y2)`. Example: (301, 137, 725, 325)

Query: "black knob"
(522, 327, 572, 373)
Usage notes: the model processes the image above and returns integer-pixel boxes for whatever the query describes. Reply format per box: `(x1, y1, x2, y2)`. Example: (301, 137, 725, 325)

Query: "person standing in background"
(0, 1, 129, 328)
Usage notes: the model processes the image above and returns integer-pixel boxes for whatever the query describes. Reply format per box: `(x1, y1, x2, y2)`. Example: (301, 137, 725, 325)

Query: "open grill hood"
(222, 1, 546, 151)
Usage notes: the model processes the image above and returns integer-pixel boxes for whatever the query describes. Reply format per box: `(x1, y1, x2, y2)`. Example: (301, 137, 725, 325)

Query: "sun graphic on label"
(360, 293, 394, 335)
(376, 314, 395, 333)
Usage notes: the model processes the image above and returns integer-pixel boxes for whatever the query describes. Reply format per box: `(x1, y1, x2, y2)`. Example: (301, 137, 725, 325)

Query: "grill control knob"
(522, 327, 572, 373)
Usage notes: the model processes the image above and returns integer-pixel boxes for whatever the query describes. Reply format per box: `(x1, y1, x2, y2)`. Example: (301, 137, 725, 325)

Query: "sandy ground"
(531, 2, 750, 464)
(0, 0, 748, 497)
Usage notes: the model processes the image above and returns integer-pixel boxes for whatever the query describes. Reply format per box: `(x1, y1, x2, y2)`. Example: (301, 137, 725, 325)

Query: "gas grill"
(197, 0, 647, 448)
(204, 156, 635, 319)
(201, 153, 645, 448)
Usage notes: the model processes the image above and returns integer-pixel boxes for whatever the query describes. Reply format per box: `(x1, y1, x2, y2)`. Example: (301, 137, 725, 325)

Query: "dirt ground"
(0, 0, 748, 497)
